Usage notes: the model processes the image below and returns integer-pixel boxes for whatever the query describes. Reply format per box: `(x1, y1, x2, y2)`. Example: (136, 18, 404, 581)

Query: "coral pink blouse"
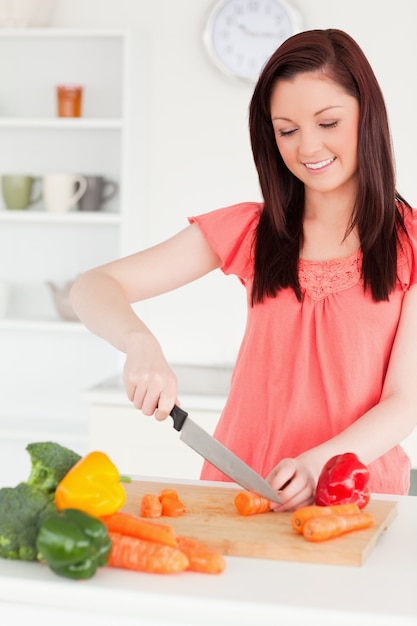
(189, 202, 417, 494)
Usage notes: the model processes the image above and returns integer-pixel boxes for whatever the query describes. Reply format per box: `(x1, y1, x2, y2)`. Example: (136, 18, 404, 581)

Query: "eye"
(320, 121, 338, 129)
(277, 128, 297, 137)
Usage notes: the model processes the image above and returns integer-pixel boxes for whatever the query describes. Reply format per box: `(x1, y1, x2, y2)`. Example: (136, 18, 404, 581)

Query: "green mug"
(2, 175, 42, 210)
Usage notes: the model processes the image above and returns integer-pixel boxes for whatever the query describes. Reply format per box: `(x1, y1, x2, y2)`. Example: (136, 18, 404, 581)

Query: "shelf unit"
(0, 209, 121, 224)
(0, 28, 147, 436)
(0, 117, 123, 129)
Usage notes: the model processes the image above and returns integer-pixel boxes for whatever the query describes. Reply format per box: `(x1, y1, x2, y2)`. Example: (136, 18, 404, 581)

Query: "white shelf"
(0, 117, 123, 129)
(0, 318, 87, 332)
(0, 210, 121, 225)
(0, 28, 127, 39)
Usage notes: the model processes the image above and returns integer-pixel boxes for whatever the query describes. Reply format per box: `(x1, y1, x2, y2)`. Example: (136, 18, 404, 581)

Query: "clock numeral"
(236, 53, 244, 66)
(274, 12, 289, 26)
(247, 1, 260, 12)
(233, 3, 244, 16)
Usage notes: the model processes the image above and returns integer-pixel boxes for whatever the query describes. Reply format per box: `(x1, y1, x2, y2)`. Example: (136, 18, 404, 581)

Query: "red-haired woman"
(70, 30, 417, 510)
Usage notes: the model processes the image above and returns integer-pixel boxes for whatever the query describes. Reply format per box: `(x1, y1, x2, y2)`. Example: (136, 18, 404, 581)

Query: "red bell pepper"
(315, 452, 370, 509)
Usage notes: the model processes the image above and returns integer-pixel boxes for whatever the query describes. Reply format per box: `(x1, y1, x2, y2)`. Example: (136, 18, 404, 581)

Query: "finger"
(282, 493, 315, 512)
(126, 383, 147, 410)
(154, 401, 172, 421)
(154, 397, 179, 421)
(153, 380, 178, 421)
(267, 459, 297, 491)
(141, 391, 160, 416)
(123, 369, 145, 405)
(124, 378, 136, 403)
(272, 482, 315, 512)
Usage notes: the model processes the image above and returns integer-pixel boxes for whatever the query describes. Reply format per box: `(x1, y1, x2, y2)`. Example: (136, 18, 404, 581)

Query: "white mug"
(43, 174, 87, 212)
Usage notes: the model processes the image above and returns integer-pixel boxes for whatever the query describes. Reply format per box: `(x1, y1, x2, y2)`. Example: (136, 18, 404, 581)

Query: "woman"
(70, 29, 417, 511)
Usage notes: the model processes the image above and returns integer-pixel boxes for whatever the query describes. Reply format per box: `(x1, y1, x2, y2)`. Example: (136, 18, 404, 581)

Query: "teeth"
(305, 157, 335, 170)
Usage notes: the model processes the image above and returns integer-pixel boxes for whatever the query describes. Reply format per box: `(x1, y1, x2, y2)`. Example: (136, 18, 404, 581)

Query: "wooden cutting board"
(122, 480, 398, 567)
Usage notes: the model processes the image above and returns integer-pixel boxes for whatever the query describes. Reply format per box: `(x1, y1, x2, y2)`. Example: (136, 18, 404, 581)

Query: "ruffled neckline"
(298, 252, 361, 300)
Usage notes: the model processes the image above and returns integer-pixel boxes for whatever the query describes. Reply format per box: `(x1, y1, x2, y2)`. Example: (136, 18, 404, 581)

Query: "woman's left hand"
(266, 458, 316, 512)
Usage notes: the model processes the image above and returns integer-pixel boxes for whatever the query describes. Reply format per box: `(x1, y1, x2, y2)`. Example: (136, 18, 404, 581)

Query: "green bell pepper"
(36, 508, 112, 580)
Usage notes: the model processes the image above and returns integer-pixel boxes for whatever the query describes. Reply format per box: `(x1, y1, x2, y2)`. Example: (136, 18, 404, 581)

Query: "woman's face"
(270, 71, 360, 198)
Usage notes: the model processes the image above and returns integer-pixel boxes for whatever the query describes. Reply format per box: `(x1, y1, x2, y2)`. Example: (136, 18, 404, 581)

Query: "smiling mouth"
(304, 157, 336, 170)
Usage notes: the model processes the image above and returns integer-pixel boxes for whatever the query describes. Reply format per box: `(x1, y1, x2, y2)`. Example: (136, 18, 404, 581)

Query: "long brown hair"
(249, 28, 410, 303)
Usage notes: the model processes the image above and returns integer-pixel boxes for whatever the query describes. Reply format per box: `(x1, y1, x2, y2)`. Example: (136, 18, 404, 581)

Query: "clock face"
(204, 0, 302, 82)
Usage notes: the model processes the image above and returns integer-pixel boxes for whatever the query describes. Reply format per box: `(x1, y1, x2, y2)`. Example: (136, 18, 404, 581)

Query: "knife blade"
(170, 405, 282, 504)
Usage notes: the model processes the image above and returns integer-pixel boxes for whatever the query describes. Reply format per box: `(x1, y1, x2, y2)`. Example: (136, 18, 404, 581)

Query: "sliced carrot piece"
(234, 491, 271, 516)
(101, 511, 178, 547)
(160, 494, 186, 517)
(140, 493, 163, 518)
(158, 488, 179, 500)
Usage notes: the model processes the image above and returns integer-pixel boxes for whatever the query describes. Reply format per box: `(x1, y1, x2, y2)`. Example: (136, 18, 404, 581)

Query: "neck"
(301, 190, 360, 261)
(304, 188, 355, 227)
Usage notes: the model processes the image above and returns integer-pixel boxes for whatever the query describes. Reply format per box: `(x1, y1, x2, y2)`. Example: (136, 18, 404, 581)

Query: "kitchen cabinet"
(0, 29, 147, 440)
(88, 403, 221, 479)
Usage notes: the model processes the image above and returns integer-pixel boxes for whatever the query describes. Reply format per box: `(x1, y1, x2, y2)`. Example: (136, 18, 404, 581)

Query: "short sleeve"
(397, 207, 417, 290)
(189, 202, 262, 283)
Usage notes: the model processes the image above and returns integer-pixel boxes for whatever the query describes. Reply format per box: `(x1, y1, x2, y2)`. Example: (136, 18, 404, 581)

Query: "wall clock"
(203, 0, 302, 83)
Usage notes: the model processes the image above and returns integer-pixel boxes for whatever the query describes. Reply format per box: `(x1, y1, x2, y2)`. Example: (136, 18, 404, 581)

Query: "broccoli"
(26, 441, 81, 494)
(0, 482, 57, 560)
(0, 441, 82, 562)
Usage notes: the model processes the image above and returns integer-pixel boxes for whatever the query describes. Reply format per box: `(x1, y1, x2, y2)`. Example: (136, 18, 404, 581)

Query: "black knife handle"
(170, 404, 188, 431)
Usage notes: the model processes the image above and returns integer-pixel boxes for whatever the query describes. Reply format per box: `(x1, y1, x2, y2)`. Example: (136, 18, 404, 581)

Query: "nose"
(298, 128, 322, 158)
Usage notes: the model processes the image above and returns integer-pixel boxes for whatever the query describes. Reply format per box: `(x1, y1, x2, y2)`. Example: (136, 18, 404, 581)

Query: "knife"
(170, 405, 282, 504)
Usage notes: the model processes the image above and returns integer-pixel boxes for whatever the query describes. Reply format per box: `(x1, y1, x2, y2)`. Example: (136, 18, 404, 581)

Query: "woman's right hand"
(123, 332, 178, 421)
(70, 223, 222, 421)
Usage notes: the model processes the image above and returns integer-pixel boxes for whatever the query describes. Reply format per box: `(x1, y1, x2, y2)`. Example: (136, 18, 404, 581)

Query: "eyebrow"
(271, 105, 344, 122)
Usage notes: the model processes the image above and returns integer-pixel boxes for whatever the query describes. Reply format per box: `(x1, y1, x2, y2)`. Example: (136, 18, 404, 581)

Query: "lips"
(304, 157, 336, 170)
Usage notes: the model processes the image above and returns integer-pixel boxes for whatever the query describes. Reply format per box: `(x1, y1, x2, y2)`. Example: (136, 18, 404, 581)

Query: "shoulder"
(397, 204, 417, 288)
(408, 206, 417, 232)
(188, 202, 264, 280)
(189, 201, 263, 231)
(399, 204, 417, 250)
(399, 202, 417, 230)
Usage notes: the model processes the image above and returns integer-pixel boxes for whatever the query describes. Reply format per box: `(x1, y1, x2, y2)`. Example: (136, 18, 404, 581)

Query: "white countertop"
(0, 479, 416, 626)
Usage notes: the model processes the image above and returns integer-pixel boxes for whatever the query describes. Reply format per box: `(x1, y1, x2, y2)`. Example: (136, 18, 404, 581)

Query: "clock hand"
(236, 22, 280, 39)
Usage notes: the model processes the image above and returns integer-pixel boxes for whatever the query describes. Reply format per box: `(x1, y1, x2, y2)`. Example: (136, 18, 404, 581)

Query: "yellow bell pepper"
(55, 451, 127, 517)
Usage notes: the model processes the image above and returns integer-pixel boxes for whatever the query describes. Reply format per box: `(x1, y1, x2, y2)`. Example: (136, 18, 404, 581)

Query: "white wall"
(51, 0, 417, 366)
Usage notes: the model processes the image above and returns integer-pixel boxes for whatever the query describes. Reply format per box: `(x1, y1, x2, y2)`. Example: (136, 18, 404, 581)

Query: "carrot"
(176, 536, 226, 574)
(107, 531, 189, 574)
(234, 491, 271, 516)
(291, 503, 361, 533)
(101, 511, 178, 547)
(160, 494, 186, 517)
(157, 488, 186, 516)
(158, 488, 180, 500)
(140, 493, 163, 518)
(303, 512, 375, 542)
